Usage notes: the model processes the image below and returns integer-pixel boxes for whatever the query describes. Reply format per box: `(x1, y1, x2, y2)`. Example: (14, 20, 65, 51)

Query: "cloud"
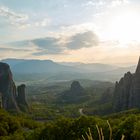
(0, 6, 50, 29)
(60, 23, 96, 35)
(32, 31, 99, 55)
(82, 0, 106, 7)
(4, 36, 64, 56)
(34, 18, 50, 27)
(82, 0, 130, 9)
(8, 41, 30, 47)
(0, 6, 29, 26)
(32, 37, 63, 55)
(3, 30, 99, 56)
(109, 0, 130, 7)
(82, 1, 96, 7)
(0, 44, 35, 59)
(66, 31, 99, 50)
(0, 47, 29, 52)
(0, 38, 61, 59)
(82, 0, 107, 9)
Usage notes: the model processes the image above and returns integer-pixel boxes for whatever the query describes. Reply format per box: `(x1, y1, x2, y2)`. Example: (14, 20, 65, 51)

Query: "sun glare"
(108, 10, 140, 43)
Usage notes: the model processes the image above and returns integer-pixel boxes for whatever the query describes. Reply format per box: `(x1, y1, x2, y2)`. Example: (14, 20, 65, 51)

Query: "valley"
(1, 0, 140, 139)
(0, 58, 140, 140)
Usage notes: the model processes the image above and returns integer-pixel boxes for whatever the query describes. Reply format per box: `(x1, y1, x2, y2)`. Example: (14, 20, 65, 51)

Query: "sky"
(0, 0, 140, 65)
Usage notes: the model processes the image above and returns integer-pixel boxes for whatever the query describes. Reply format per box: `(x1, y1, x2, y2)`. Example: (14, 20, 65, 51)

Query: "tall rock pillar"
(17, 84, 28, 111)
(0, 62, 19, 111)
(129, 57, 140, 108)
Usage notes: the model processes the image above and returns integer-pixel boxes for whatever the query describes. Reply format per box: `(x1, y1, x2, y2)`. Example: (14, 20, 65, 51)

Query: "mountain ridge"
(1, 58, 136, 83)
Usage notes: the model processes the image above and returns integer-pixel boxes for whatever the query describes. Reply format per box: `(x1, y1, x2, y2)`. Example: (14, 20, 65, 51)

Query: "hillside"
(0, 108, 140, 140)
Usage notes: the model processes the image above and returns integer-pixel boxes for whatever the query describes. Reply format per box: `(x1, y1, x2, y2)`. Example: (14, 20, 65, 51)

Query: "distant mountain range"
(2, 59, 80, 74)
(1, 58, 136, 84)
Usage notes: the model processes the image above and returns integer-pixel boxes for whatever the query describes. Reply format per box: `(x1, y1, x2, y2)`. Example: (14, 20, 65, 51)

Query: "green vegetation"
(37, 112, 140, 140)
(0, 109, 43, 140)
(0, 109, 140, 140)
(27, 80, 114, 119)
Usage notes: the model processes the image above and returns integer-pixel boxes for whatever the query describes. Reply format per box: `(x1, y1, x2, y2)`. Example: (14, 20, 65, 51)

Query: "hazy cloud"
(3, 30, 99, 56)
(82, 0, 130, 9)
(0, 6, 50, 29)
(0, 6, 29, 26)
(66, 31, 99, 50)
(32, 31, 99, 55)
(34, 18, 50, 27)
(0, 47, 29, 52)
(109, 0, 130, 7)
(82, 0, 106, 7)
(32, 37, 63, 55)
(4, 37, 63, 56)
(33, 38, 59, 48)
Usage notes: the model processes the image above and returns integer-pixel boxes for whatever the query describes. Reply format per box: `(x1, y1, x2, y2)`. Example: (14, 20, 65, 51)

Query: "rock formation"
(113, 57, 140, 112)
(100, 88, 113, 104)
(17, 84, 28, 111)
(0, 62, 19, 111)
(61, 81, 86, 103)
(69, 81, 84, 96)
(0, 62, 28, 112)
(129, 58, 140, 108)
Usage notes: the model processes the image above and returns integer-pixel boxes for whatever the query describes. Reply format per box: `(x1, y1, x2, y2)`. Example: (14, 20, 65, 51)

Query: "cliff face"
(0, 62, 28, 112)
(113, 58, 140, 112)
(0, 62, 19, 111)
(129, 60, 140, 108)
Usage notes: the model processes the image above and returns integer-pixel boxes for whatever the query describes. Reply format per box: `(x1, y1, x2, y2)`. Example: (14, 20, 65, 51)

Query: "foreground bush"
(0, 109, 140, 140)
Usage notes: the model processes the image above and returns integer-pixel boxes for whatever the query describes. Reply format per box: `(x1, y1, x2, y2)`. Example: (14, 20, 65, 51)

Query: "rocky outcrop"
(17, 84, 28, 111)
(0, 62, 19, 111)
(61, 81, 86, 103)
(113, 57, 140, 112)
(129, 58, 140, 108)
(0, 62, 28, 112)
(69, 81, 84, 96)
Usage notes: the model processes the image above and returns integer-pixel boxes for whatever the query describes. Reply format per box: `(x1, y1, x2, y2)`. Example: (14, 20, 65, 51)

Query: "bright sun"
(108, 11, 140, 43)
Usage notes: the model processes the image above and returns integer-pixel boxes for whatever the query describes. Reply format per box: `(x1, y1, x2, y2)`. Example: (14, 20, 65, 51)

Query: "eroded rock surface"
(113, 58, 140, 112)
(17, 84, 28, 111)
(0, 62, 28, 112)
